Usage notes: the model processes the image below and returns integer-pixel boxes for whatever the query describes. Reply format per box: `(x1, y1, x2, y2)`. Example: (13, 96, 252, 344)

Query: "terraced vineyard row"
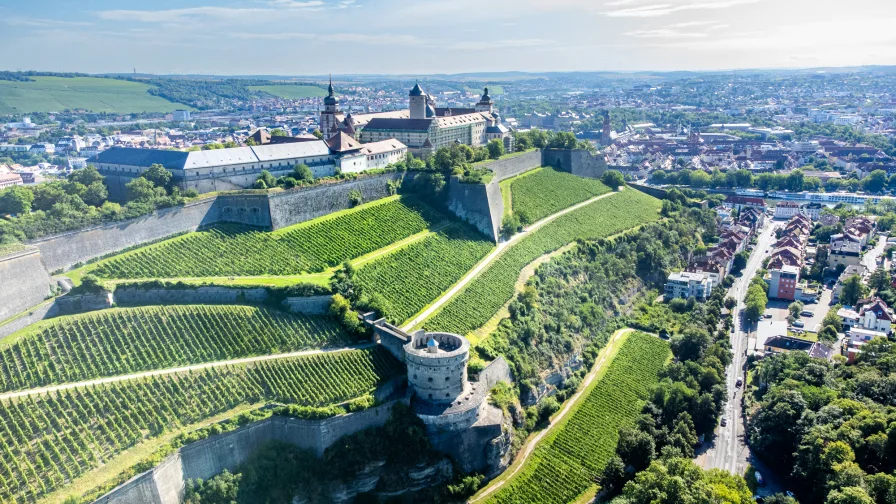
(511, 168, 611, 222)
(0, 346, 402, 504)
(425, 189, 661, 335)
(0, 305, 351, 393)
(484, 332, 670, 504)
(92, 197, 445, 279)
(354, 223, 494, 325)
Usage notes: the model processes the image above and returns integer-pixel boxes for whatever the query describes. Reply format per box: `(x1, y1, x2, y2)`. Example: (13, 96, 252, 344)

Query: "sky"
(2, 0, 896, 75)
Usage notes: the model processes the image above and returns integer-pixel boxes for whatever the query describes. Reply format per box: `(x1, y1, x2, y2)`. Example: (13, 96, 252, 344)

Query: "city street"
(697, 219, 779, 483)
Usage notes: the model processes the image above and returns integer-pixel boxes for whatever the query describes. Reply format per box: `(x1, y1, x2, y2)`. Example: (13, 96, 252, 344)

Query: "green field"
(424, 189, 661, 335)
(483, 332, 670, 504)
(354, 223, 495, 325)
(510, 168, 611, 222)
(90, 197, 446, 280)
(0, 77, 189, 115)
(250, 84, 329, 99)
(0, 346, 401, 504)
(0, 305, 352, 392)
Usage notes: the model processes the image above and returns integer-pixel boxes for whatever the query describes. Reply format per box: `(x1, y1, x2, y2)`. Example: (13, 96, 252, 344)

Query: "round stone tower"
(404, 332, 469, 403)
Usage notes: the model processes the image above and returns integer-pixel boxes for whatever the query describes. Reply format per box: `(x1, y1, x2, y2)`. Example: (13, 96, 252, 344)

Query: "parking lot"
(764, 283, 834, 335)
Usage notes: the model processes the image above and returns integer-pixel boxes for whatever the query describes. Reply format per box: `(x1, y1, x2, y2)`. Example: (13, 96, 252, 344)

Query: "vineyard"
(91, 197, 445, 279)
(0, 305, 352, 392)
(0, 346, 402, 503)
(483, 332, 670, 504)
(425, 189, 661, 335)
(510, 168, 611, 222)
(354, 224, 494, 325)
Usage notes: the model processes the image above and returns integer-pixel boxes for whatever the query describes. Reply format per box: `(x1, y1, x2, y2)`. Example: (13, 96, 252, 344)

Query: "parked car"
(763, 313, 773, 319)
(755, 471, 765, 486)
(720, 417, 727, 427)
(801, 310, 813, 317)
(736, 378, 743, 387)
(793, 320, 805, 328)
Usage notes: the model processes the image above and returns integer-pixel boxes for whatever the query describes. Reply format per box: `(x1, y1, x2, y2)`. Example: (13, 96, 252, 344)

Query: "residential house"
(775, 201, 801, 220)
(833, 264, 867, 301)
(820, 213, 841, 227)
(725, 195, 766, 211)
(801, 202, 824, 221)
(768, 264, 800, 300)
(763, 335, 835, 361)
(829, 241, 862, 269)
(664, 272, 713, 301)
(0, 173, 23, 189)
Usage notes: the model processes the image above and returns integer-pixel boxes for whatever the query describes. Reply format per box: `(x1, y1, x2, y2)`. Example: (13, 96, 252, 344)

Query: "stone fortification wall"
(482, 149, 543, 182)
(478, 356, 512, 389)
(366, 316, 412, 361)
(429, 403, 505, 474)
(216, 193, 272, 228)
(114, 286, 270, 306)
(283, 295, 332, 315)
(542, 149, 608, 179)
(268, 173, 403, 230)
(446, 177, 503, 242)
(30, 197, 220, 273)
(0, 248, 52, 324)
(54, 292, 113, 315)
(93, 401, 406, 504)
(628, 182, 668, 200)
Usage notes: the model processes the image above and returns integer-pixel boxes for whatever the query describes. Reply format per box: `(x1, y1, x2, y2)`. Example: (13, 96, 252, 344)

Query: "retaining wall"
(93, 400, 406, 504)
(446, 177, 503, 242)
(30, 197, 221, 273)
(542, 149, 608, 179)
(628, 182, 669, 200)
(478, 356, 512, 389)
(114, 287, 270, 306)
(0, 248, 53, 324)
(268, 173, 403, 230)
(482, 150, 543, 182)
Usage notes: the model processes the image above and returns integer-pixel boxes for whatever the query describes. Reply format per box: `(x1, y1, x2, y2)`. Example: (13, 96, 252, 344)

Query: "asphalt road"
(698, 219, 779, 478)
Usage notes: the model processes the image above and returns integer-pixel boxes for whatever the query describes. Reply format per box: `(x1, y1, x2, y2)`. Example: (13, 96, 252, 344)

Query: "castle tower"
(409, 82, 427, 120)
(475, 86, 494, 113)
(320, 75, 340, 134)
(404, 332, 469, 404)
(601, 110, 612, 146)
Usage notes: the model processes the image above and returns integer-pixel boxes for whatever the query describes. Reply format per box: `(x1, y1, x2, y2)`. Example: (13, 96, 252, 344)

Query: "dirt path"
(0, 343, 376, 401)
(470, 327, 635, 503)
(402, 190, 621, 331)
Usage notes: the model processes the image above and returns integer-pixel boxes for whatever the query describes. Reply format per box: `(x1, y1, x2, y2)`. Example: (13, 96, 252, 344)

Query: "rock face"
(316, 458, 454, 503)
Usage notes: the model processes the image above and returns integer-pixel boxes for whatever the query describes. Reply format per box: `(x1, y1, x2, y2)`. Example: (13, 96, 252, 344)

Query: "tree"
(822, 305, 843, 332)
(863, 169, 888, 194)
(788, 301, 805, 319)
(826, 486, 874, 504)
(616, 458, 752, 504)
(868, 268, 891, 291)
(616, 427, 656, 472)
(141, 163, 173, 190)
(744, 282, 768, 323)
(602, 170, 625, 190)
(292, 164, 314, 182)
(0, 186, 34, 215)
(841, 275, 867, 306)
(311, 129, 323, 139)
(732, 251, 749, 273)
(82, 181, 109, 207)
(125, 177, 158, 202)
(271, 128, 288, 137)
(671, 326, 711, 362)
(252, 170, 277, 189)
(486, 139, 505, 159)
(68, 165, 104, 186)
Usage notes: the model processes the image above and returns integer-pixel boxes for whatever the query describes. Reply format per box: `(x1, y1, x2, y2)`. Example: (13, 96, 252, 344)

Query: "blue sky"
(2, 0, 895, 75)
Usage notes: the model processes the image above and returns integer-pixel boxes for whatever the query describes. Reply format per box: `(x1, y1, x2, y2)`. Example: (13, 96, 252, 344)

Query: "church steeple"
(327, 74, 334, 97)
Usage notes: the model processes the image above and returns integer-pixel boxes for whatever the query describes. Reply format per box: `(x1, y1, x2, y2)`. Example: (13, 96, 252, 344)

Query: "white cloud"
(97, 2, 328, 23)
(603, 0, 761, 17)
(625, 28, 708, 38)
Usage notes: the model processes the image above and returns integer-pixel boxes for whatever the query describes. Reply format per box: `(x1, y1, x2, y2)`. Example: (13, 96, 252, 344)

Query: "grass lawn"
(250, 84, 329, 99)
(0, 77, 190, 115)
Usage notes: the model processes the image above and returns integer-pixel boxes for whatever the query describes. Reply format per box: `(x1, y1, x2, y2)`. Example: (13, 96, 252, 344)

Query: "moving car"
(720, 417, 728, 427)
(736, 378, 743, 387)
(755, 471, 765, 486)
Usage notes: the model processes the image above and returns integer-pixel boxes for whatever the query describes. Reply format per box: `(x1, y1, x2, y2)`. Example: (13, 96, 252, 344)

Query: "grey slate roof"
(91, 142, 332, 171)
(363, 118, 433, 132)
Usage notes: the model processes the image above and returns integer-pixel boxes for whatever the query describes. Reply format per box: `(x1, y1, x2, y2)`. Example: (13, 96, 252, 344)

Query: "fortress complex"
(321, 80, 513, 157)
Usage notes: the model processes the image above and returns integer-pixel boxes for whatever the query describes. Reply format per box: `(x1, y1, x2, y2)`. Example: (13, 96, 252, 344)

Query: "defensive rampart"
(482, 149, 543, 182)
(542, 149, 608, 179)
(0, 248, 53, 324)
(446, 177, 504, 242)
(93, 400, 406, 504)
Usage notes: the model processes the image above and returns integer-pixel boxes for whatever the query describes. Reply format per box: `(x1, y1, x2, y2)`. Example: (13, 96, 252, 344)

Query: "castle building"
(321, 82, 513, 156)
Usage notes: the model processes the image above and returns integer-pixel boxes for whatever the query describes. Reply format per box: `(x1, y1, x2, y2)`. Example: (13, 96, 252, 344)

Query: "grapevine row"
(511, 168, 611, 222)
(0, 305, 351, 393)
(484, 332, 670, 504)
(425, 189, 662, 335)
(92, 197, 445, 279)
(0, 346, 402, 504)
(354, 223, 495, 325)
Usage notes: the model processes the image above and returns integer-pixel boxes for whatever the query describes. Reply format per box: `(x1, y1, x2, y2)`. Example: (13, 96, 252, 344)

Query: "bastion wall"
(0, 248, 53, 324)
(93, 399, 407, 504)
